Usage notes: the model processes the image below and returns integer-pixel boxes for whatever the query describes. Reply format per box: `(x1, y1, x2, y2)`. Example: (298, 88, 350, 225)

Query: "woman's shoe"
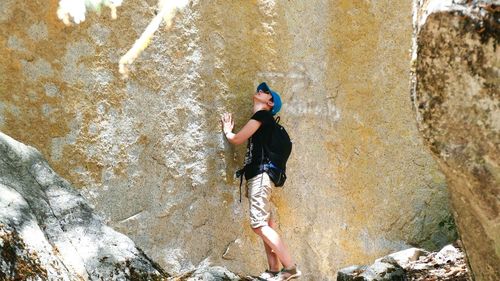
(269, 266, 302, 281)
(258, 269, 280, 280)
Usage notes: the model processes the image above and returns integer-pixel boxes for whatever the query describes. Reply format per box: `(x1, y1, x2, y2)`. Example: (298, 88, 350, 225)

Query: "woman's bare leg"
(253, 224, 294, 268)
(263, 217, 281, 271)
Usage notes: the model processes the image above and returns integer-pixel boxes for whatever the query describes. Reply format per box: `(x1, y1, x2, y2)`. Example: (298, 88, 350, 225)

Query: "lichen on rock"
(412, 0, 499, 280)
(0, 225, 48, 281)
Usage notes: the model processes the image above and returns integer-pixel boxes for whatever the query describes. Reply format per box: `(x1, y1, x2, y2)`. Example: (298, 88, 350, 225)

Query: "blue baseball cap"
(256, 82, 282, 115)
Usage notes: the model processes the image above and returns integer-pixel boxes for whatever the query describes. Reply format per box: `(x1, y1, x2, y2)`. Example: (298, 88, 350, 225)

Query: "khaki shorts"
(247, 172, 275, 229)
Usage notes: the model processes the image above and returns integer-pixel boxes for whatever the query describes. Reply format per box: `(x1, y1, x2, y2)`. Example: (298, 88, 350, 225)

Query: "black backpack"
(236, 117, 292, 202)
(260, 116, 292, 186)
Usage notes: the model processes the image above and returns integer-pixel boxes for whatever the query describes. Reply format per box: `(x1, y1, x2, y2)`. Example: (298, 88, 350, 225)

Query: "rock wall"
(0, 132, 168, 280)
(1, 0, 454, 279)
(412, 0, 499, 280)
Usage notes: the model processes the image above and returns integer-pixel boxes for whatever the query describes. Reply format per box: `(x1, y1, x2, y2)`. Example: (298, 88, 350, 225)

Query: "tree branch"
(57, 0, 190, 79)
(118, 0, 189, 78)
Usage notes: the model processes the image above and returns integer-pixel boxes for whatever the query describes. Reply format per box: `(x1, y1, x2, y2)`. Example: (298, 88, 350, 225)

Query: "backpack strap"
(235, 168, 245, 203)
(239, 173, 243, 203)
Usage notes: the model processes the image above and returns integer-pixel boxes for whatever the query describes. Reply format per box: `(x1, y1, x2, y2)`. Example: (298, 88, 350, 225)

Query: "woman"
(221, 82, 301, 281)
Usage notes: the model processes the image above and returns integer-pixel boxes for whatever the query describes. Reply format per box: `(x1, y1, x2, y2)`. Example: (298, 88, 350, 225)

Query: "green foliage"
(438, 214, 457, 232)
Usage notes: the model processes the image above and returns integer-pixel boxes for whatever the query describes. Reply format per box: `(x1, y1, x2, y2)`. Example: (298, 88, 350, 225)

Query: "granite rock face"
(1, 1, 456, 279)
(412, 0, 499, 280)
(0, 132, 168, 280)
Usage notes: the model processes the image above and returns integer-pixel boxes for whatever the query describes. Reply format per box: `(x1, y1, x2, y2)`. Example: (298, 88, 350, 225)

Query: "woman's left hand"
(221, 112, 234, 134)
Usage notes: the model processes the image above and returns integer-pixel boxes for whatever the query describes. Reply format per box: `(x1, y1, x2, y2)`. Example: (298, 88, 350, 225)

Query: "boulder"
(337, 257, 406, 281)
(337, 265, 369, 281)
(382, 248, 429, 269)
(405, 244, 469, 281)
(0, 132, 168, 280)
(168, 265, 249, 281)
(411, 0, 499, 280)
(434, 244, 462, 265)
(338, 244, 470, 281)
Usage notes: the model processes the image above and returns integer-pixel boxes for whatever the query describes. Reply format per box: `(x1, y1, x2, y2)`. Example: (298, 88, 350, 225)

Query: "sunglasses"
(257, 89, 273, 101)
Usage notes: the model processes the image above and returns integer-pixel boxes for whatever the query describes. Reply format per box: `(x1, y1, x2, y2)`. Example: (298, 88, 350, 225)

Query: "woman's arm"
(221, 112, 261, 145)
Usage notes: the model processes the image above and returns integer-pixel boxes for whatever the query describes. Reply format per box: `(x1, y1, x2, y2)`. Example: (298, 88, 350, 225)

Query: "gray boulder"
(382, 248, 429, 269)
(404, 244, 469, 281)
(337, 244, 470, 281)
(337, 258, 406, 281)
(0, 132, 168, 280)
(168, 266, 244, 281)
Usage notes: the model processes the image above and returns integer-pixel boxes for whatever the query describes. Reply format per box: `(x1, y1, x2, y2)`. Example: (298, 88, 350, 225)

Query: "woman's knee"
(268, 218, 277, 229)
